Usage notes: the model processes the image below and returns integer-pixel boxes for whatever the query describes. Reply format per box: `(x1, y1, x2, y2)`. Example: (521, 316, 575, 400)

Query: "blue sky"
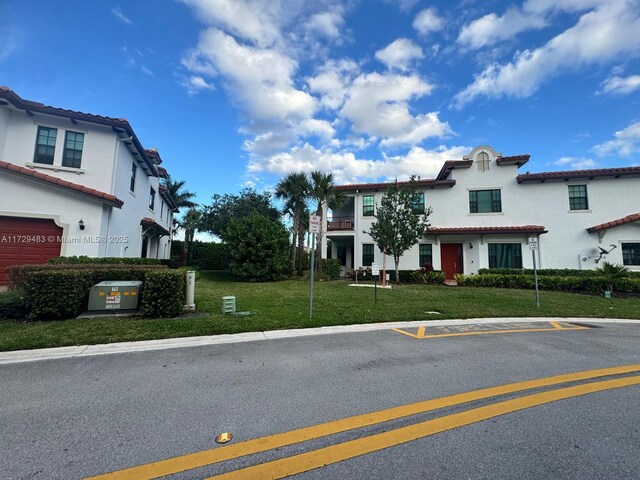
(1, 0, 639, 207)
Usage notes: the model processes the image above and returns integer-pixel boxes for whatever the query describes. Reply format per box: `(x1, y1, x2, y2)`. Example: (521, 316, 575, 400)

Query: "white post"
(185, 270, 196, 310)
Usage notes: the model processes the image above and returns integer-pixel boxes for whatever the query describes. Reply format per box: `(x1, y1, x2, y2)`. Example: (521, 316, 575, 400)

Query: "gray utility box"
(88, 281, 143, 312)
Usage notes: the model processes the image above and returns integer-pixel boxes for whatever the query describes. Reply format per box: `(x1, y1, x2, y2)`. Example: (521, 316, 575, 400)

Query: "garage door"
(0, 216, 63, 285)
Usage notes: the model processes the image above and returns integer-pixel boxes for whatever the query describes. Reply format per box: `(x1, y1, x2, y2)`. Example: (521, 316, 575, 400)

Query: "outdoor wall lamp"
(469, 242, 473, 249)
(79, 219, 85, 230)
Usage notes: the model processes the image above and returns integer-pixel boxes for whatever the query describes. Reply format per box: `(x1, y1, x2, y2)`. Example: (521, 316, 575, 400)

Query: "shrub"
(140, 270, 186, 318)
(23, 270, 94, 320)
(321, 259, 341, 280)
(49, 256, 164, 265)
(7, 264, 167, 291)
(225, 214, 291, 282)
(477, 267, 640, 279)
(171, 240, 230, 270)
(0, 291, 26, 320)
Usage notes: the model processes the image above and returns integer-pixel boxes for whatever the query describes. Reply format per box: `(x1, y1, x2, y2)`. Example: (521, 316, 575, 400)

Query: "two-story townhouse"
(326, 145, 640, 279)
(0, 87, 178, 284)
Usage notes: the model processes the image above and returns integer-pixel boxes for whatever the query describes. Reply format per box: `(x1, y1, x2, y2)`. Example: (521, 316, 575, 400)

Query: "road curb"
(1, 317, 639, 365)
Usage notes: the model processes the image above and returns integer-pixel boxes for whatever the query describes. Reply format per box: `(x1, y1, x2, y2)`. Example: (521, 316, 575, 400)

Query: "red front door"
(440, 243, 463, 280)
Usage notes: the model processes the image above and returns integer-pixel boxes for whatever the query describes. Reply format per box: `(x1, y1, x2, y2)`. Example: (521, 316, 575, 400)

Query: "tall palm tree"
(162, 175, 197, 210)
(179, 207, 202, 266)
(310, 171, 347, 273)
(275, 172, 311, 275)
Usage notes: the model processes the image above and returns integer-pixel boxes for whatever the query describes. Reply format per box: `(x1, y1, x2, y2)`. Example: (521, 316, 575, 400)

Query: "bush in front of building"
(6, 264, 167, 291)
(0, 291, 26, 320)
(22, 269, 94, 320)
(459, 273, 640, 294)
(478, 268, 640, 278)
(140, 270, 186, 318)
(320, 259, 341, 280)
(49, 256, 165, 265)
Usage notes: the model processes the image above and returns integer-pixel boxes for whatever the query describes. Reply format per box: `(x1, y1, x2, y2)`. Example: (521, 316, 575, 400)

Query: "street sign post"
(529, 237, 540, 308)
(371, 262, 379, 304)
(308, 215, 321, 320)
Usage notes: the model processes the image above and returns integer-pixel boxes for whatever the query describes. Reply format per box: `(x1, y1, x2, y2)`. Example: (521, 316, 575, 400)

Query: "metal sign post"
(371, 263, 380, 304)
(309, 215, 321, 320)
(529, 237, 540, 308)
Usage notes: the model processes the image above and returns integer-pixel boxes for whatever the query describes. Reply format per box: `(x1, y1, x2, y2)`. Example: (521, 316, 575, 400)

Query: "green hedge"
(23, 270, 94, 320)
(478, 268, 640, 278)
(171, 240, 230, 270)
(48, 256, 166, 265)
(459, 273, 640, 294)
(7, 264, 167, 291)
(352, 269, 445, 284)
(140, 270, 186, 318)
(321, 259, 341, 280)
(0, 291, 26, 320)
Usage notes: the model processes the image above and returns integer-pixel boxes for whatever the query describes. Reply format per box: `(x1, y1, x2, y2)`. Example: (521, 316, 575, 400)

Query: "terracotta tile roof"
(335, 179, 455, 191)
(517, 166, 640, 183)
(0, 87, 158, 177)
(435, 160, 473, 180)
(426, 225, 547, 235)
(0, 160, 124, 208)
(159, 185, 179, 212)
(141, 217, 170, 236)
(587, 213, 640, 233)
(496, 154, 530, 166)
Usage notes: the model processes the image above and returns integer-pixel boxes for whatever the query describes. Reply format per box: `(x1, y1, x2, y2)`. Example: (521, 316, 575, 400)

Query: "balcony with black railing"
(327, 216, 354, 231)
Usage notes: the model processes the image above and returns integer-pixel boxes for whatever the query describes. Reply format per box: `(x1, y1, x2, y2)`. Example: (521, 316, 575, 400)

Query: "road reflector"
(215, 432, 232, 444)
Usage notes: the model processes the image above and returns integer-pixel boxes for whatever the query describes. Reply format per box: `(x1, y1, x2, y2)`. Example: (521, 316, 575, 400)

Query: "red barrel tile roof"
(587, 213, 640, 233)
(0, 160, 124, 208)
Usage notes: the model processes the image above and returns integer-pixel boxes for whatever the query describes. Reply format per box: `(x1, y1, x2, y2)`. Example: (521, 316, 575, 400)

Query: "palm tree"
(310, 171, 347, 273)
(179, 207, 202, 266)
(162, 176, 197, 210)
(275, 172, 311, 275)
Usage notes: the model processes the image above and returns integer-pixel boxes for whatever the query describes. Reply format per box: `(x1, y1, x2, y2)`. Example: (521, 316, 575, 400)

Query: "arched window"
(477, 151, 490, 172)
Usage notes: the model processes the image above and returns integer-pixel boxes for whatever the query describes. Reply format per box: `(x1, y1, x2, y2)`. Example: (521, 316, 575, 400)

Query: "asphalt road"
(1, 320, 639, 480)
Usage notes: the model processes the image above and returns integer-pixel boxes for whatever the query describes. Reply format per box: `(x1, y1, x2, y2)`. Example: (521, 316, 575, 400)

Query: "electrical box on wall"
(88, 281, 143, 312)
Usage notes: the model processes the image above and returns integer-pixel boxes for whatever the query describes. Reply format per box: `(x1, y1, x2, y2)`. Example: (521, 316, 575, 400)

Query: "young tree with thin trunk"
(365, 176, 432, 282)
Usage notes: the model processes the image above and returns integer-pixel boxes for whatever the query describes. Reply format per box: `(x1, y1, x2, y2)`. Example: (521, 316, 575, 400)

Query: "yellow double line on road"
(88, 364, 640, 480)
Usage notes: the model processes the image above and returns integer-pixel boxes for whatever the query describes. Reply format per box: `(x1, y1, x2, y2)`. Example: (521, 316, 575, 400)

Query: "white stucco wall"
(327, 147, 640, 273)
(0, 105, 173, 260)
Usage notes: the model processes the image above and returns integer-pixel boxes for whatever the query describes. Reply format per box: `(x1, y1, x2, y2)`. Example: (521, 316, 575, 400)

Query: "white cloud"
(457, 0, 607, 49)
(412, 8, 444, 36)
(181, 75, 215, 95)
(375, 38, 424, 71)
(340, 72, 451, 146)
(306, 59, 360, 110)
(186, 28, 316, 121)
(600, 75, 640, 95)
(554, 156, 598, 169)
(457, 8, 546, 49)
(305, 10, 344, 39)
(248, 143, 470, 184)
(179, 0, 283, 47)
(454, 1, 640, 107)
(592, 121, 640, 157)
(111, 6, 132, 26)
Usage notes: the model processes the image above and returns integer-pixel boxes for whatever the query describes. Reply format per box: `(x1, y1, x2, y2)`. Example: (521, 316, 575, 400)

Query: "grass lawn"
(0, 270, 638, 352)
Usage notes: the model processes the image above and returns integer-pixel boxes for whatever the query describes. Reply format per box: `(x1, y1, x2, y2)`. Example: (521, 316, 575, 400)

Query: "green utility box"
(88, 281, 143, 312)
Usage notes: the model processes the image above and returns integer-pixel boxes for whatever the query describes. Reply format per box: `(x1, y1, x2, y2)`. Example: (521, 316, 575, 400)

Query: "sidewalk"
(1, 317, 639, 365)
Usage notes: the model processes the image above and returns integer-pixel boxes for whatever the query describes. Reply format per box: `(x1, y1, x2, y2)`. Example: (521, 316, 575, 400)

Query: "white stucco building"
(0, 87, 178, 284)
(326, 145, 640, 279)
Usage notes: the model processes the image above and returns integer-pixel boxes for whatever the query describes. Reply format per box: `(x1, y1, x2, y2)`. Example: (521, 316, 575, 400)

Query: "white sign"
(309, 215, 321, 233)
(371, 263, 380, 276)
(528, 237, 538, 251)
